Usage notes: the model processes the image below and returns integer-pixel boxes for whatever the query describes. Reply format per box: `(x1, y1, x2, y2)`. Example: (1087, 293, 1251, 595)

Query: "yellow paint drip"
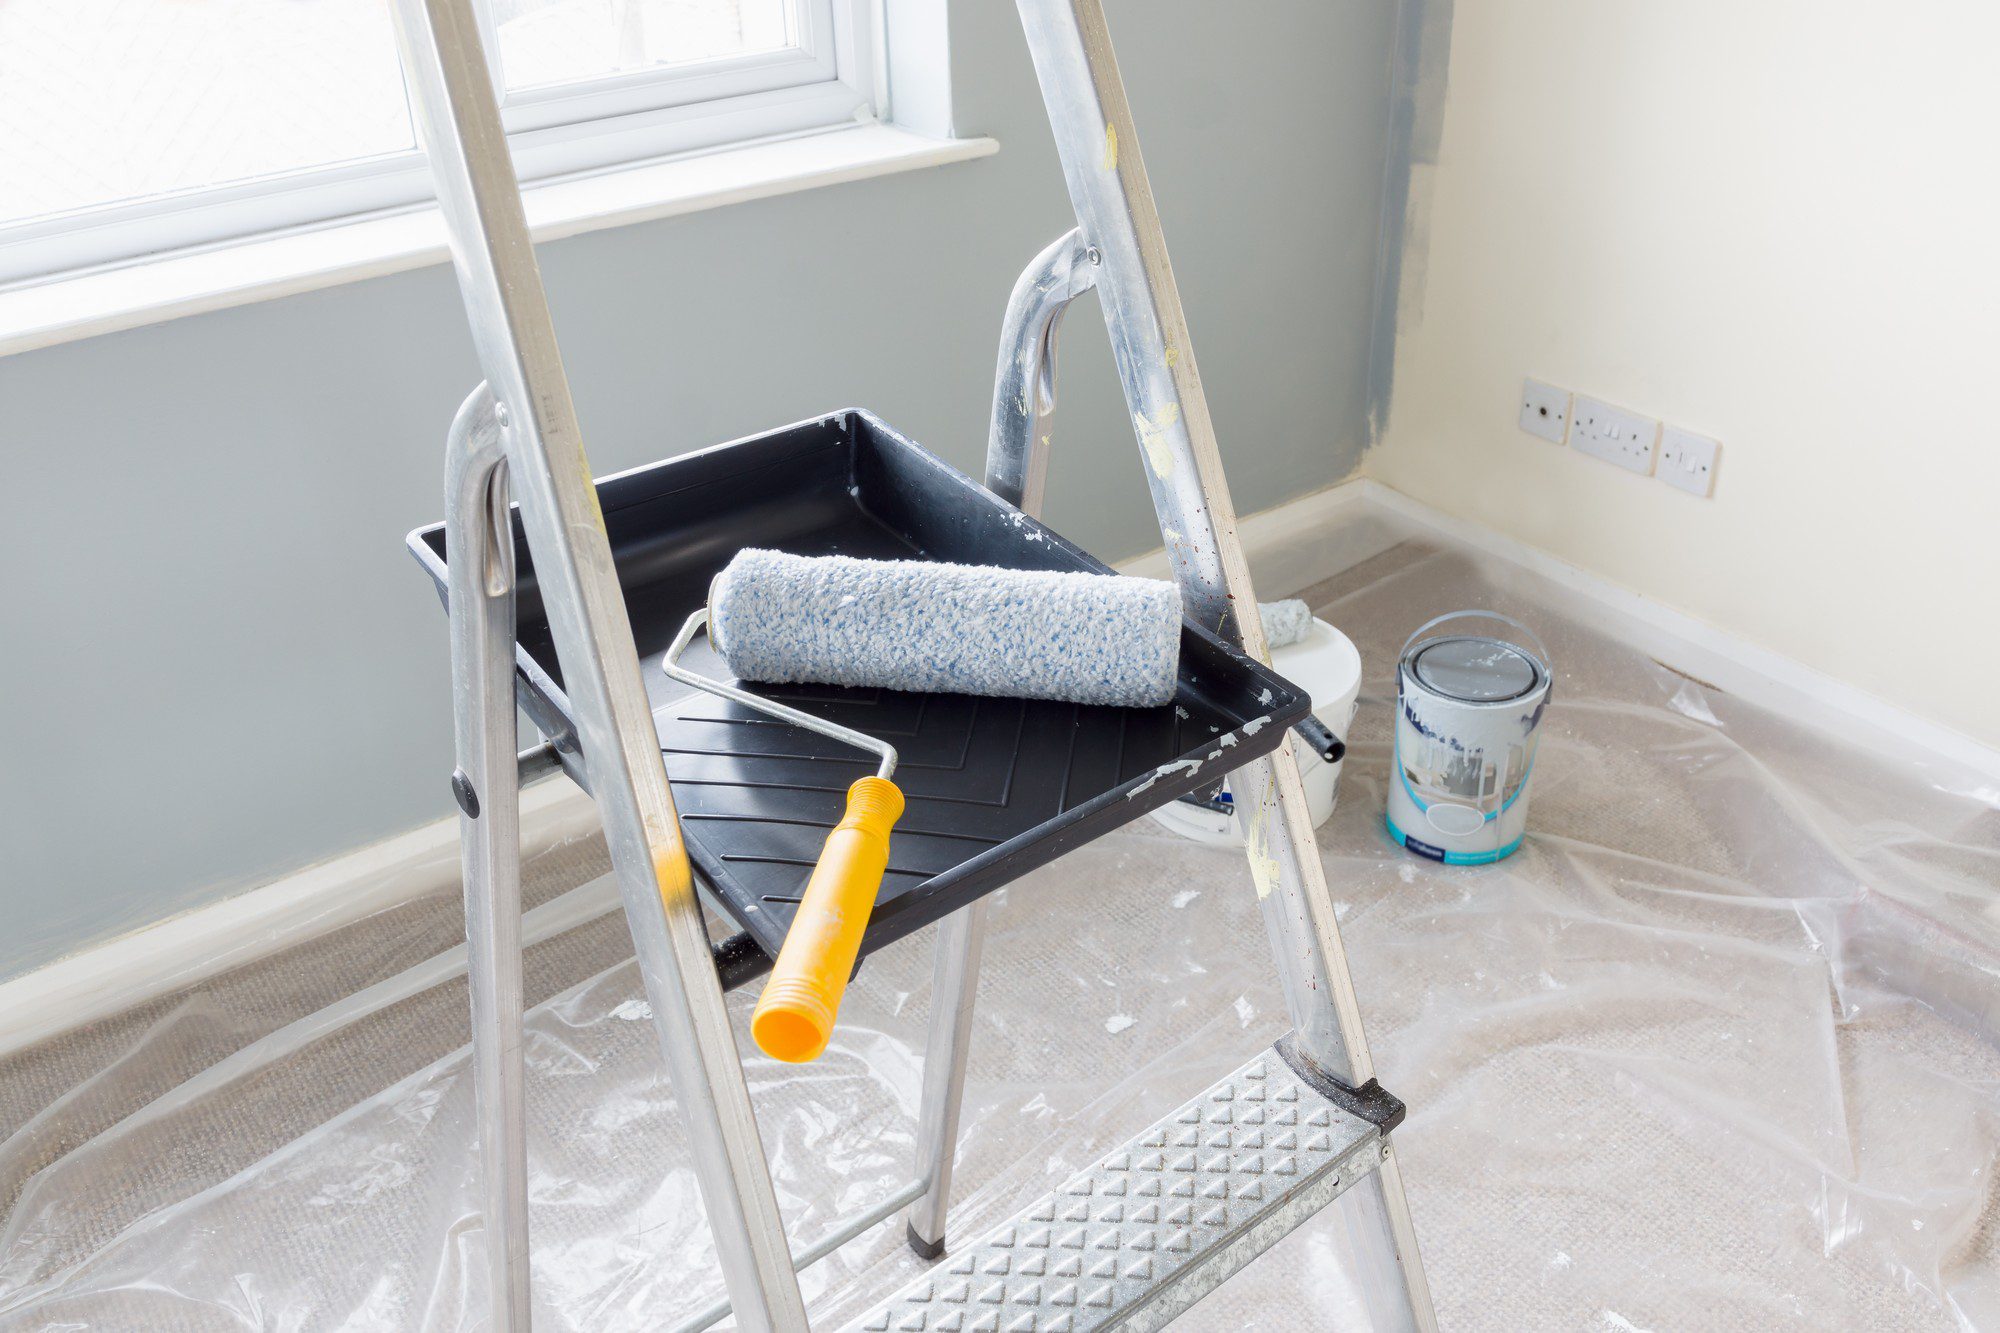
(576, 445, 607, 532)
(1243, 775, 1281, 899)
(649, 823, 693, 900)
(1103, 122, 1118, 172)
(1165, 346, 1179, 367)
(1133, 401, 1181, 479)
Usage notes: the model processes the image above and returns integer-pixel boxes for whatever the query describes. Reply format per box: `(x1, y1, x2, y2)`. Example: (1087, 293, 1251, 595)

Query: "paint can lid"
(1410, 636, 1542, 702)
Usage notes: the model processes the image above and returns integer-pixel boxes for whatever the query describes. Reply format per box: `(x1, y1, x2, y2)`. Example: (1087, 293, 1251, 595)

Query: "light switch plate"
(1571, 396, 1659, 475)
(1658, 426, 1721, 496)
(1519, 379, 1571, 444)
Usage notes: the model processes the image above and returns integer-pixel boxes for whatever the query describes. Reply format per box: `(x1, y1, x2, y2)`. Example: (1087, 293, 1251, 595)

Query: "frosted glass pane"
(0, 0, 416, 226)
(495, 0, 792, 93)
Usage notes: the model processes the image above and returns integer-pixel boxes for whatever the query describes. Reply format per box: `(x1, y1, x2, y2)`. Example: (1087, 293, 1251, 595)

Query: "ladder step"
(846, 1043, 1386, 1332)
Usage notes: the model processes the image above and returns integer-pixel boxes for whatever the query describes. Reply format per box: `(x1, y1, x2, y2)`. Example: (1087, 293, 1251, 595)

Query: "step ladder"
(389, 0, 1438, 1327)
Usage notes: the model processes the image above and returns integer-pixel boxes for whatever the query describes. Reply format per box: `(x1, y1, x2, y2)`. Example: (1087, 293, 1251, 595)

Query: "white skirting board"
(1351, 480, 2000, 789)
(4, 477, 1993, 1060)
(0, 777, 602, 1061)
(1116, 477, 1382, 595)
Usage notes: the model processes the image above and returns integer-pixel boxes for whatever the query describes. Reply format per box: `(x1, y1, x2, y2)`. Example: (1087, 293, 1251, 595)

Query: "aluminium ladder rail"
(388, 0, 1437, 1327)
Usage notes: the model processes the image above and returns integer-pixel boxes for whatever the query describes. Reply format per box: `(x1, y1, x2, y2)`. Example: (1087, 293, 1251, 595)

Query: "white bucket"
(1149, 617, 1362, 847)
(1385, 611, 1552, 865)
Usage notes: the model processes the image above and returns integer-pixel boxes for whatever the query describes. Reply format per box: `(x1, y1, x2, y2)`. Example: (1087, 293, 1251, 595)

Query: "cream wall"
(1369, 2, 2000, 749)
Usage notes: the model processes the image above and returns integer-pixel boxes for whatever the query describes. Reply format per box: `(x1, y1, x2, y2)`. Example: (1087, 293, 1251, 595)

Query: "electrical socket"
(1570, 396, 1659, 475)
(1519, 379, 1571, 444)
(1658, 426, 1721, 497)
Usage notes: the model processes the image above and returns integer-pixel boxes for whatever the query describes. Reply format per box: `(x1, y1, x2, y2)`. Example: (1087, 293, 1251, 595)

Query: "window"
(0, 0, 874, 286)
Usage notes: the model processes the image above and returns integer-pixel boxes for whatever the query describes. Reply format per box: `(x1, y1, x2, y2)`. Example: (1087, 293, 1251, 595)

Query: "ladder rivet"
(494, 404, 511, 428)
(451, 768, 480, 819)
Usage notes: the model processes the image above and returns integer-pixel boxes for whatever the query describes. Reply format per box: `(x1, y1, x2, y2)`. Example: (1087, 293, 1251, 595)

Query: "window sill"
(0, 123, 997, 359)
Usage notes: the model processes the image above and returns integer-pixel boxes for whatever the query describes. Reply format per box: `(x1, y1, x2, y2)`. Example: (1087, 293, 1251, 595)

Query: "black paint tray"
(410, 410, 1307, 967)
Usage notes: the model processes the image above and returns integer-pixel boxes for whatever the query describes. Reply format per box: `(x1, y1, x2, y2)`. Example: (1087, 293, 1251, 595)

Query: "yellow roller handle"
(752, 776, 904, 1063)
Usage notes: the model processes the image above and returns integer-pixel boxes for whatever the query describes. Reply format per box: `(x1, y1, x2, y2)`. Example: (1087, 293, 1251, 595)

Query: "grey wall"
(0, 0, 1398, 981)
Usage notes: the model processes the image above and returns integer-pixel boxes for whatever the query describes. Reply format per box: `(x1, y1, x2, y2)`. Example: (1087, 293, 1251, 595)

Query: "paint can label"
(1386, 615, 1552, 864)
(1400, 832, 1447, 862)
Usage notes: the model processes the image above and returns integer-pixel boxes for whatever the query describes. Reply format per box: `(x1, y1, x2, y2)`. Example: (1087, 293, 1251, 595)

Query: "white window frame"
(0, 0, 875, 289)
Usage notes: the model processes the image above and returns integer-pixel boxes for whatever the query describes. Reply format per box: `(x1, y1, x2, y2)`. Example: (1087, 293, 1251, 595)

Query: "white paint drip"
(1105, 1014, 1137, 1035)
(1171, 888, 1201, 909)
(1002, 511, 1047, 543)
(1126, 756, 1205, 799)
(1242, 772, 1282, 899)
(1133, 402, 1182, 479)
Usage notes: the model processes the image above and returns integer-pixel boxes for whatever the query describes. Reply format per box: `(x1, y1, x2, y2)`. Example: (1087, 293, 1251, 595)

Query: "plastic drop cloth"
(3, 527, 1998, 1331)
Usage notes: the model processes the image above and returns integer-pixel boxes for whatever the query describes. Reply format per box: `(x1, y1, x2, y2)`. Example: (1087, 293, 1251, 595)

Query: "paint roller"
(663, 549, 1184, 1063)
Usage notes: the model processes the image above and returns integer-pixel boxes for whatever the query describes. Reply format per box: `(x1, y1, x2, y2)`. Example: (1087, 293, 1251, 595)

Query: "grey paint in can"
(1385, 611, 1552, 864)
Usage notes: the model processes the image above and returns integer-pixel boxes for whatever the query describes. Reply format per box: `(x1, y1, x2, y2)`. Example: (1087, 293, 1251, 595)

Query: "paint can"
(1385, 611, 1552, 865)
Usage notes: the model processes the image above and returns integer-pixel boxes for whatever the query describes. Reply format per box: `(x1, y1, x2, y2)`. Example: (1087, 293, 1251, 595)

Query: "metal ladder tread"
(846, 1044, 1385, 1333)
